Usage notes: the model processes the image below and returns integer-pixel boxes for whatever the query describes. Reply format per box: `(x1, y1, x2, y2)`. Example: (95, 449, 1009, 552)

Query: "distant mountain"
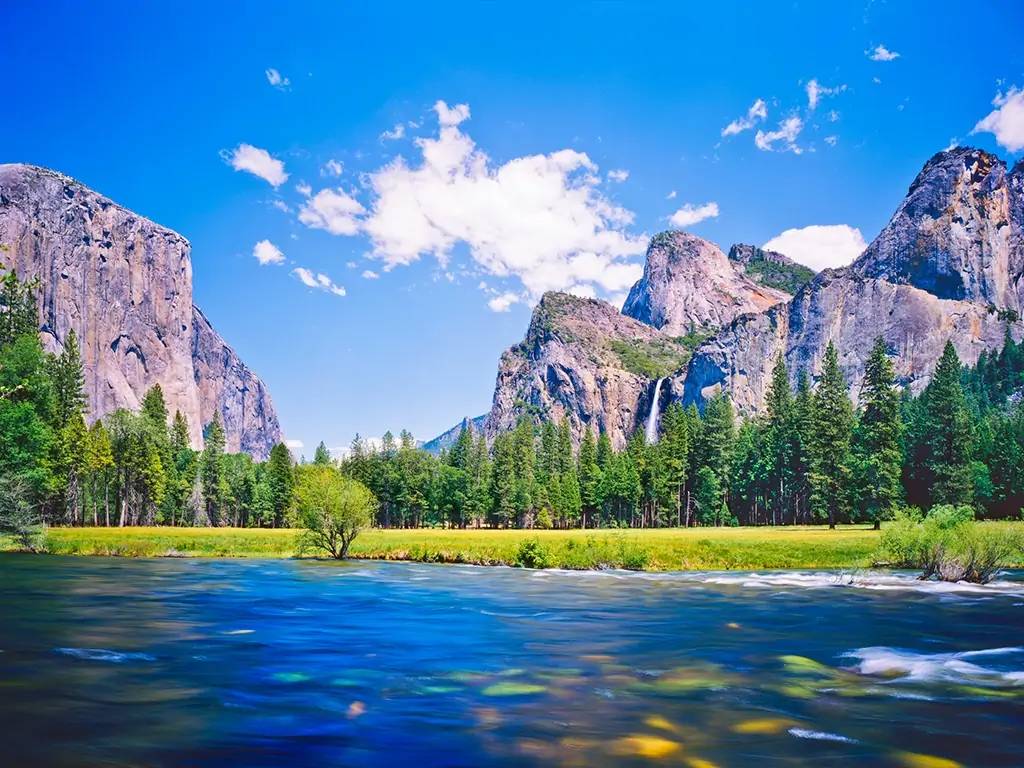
(727, 243, 816, 295)
(422, 415, 486, 454)
(482, 146, 1024, 442)
(0, 164, 281, 458)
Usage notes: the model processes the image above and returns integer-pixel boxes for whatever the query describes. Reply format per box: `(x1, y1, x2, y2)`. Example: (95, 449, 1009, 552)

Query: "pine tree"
(764, 355, 794, 525)
(0, 266, 39, 348)
(577, 427, 602, 527)
(50, 329, 87, 427)
(792, 370, 814, 524)
(85, 420, 114, 525)
(313, 441, 332, 465)
(266, 442, 295, 527)
(852, 337, 903, 527)
(810, 342, 854, 528)
(921, 341, 975, 506)
(657, 403, 689, 525)
(201, 416, 227, 524)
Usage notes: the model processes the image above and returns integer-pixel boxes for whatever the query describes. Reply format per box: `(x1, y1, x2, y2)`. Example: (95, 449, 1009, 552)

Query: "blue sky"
(5, 1, 1024, 456)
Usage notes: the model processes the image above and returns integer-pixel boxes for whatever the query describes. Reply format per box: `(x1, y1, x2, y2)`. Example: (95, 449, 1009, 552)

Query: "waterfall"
(644, 377, 666, 445)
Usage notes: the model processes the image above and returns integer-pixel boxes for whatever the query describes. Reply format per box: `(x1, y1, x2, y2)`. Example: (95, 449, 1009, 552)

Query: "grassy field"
(14, 522, 1024, 571)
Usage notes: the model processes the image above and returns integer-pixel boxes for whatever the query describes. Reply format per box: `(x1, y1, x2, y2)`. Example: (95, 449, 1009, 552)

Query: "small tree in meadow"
(291, 465, 376, 559)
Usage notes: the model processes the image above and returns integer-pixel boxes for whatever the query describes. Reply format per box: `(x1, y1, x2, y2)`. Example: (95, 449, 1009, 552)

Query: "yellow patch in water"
(776, 684, 817, 699)
(686, 759, 721, 768)
(482, 682, 546, 697)
(731, 718, 796, 734)
(346, 700, 365, 719)
(474, 706, 502, 728)
(610, 734, 682, 759)
(644, 715, 680, 734)
(897, 752, 962, 768)
(581, 654, 615, 663)
(726, 622, 741, 629)
(779, 655, 830, 675)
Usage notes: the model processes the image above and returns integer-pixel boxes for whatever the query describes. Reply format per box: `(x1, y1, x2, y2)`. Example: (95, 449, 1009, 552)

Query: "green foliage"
(810, 343, 854, 527)
(291, 464, 376, 558)
(741, 256, 815, 294)
(607, 337, 691, 379)
(0, 473, 45, 550)
(878, 505, 1022, 583)
(513, 537, 552, 568)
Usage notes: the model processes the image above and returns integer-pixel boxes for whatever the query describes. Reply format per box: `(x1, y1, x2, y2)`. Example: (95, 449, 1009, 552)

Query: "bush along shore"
(9, 522, 1024, 575)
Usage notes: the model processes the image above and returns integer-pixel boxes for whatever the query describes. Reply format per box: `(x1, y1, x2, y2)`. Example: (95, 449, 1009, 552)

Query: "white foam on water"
(55, 647, 155, 663)
(788, 728, 857, 743)
(844, 646, 1024, 686)
(223, 629, 255, 635)
(690, 570, 1024, 596)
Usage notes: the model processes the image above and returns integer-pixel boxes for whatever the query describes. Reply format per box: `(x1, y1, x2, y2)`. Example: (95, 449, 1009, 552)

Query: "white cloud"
(321, 159, 343, 177)
(265, 68, 291, 89)
(292, 267, 346, 296)
(972, 86, 1024, 153)
(806, 79, 846, 111)
(872, 77, 882, 85)
(669, 201, 720, 228)
(867, 44, 900, 62)
(666, 190, 677, 200)
(488, 292, 520, 312)
(271, 199, 291, 213)
(380, 123, 406, 141)
(722, 99, 768, 137)
(296, 181, 312, 197)
(222, 143, 288, 187)
(346, 261, 358, 269)
(755, 116, 805, 154)
(253, 239, 285, 266)
(824, 135, 838, 147)
(285, 438, 304, 450)
(296, 100, 645, 301)
(298, 188, 365, 235)
(362, 270, 379, 279)
(607, 169, 629, 183)
(763, 224, 867, 271)
(827, 110, 840, 123)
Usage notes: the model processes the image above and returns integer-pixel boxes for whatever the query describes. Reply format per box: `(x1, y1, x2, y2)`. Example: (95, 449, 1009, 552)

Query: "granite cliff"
(0, 164, 281, 458)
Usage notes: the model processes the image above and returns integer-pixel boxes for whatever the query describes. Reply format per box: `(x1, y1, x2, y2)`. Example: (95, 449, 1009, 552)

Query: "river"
(1, 555, 1021, 766)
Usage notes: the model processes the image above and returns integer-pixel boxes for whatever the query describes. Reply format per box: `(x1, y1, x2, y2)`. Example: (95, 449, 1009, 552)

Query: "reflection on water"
(0, 555, 1022, 766)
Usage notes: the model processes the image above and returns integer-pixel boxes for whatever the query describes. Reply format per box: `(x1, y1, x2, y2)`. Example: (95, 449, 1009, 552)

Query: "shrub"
(514, 538, 552, 569)
(291, 465, 376, 559)
(535, 508, 553, 529)
(0, 474, 45, 551)
(878, 505, 1022, 583)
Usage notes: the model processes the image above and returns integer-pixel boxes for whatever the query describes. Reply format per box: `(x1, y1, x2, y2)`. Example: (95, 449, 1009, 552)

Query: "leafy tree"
(0, 473, 44, 549)
(201, 415, 227, 524)
(292, 464, 376, 558)
(85, 420, 115, 526)
(0, 266, 39, 347)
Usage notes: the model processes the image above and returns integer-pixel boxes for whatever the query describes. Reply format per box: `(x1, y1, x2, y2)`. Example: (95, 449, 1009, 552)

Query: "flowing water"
(1, 555, 1023, 767)
(644, 378, 665, 445)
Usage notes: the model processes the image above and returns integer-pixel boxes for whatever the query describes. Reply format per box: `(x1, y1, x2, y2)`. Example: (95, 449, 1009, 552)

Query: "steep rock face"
(623, 231, 790, 334)
(853, 148, 1022, 307)
(485, 292, 689, 449)
(680, 148, 1024, 415)
(0, 163, 281, 458)
(677, 271, 1014, 414)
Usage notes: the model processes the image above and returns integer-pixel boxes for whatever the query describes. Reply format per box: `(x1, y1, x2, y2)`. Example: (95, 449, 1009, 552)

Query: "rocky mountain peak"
(852, 146, 1020, 308)
(0, 163, 281, 459)
(622, 230, 791, 334)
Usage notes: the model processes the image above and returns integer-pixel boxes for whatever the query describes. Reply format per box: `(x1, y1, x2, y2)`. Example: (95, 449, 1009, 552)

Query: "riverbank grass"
(14, 523, 1023, 571)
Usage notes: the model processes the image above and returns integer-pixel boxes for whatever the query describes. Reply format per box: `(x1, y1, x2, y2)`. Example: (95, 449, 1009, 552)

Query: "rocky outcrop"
(623, 231, 790, 334)
(853, 148, 1023, 307)
(422, 415, 486, 455)
(0, 163, 281, 458)
(728, 243, 816, 294)
(680, 148, 1024, 414)
(485, 292, 690, 449)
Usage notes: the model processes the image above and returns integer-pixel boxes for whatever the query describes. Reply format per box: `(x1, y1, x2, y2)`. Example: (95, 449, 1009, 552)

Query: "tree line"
(4, 264, 1023, 530)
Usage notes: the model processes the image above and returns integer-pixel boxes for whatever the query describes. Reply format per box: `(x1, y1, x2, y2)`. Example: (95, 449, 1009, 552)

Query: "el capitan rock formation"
(0, 163, 281, 459)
